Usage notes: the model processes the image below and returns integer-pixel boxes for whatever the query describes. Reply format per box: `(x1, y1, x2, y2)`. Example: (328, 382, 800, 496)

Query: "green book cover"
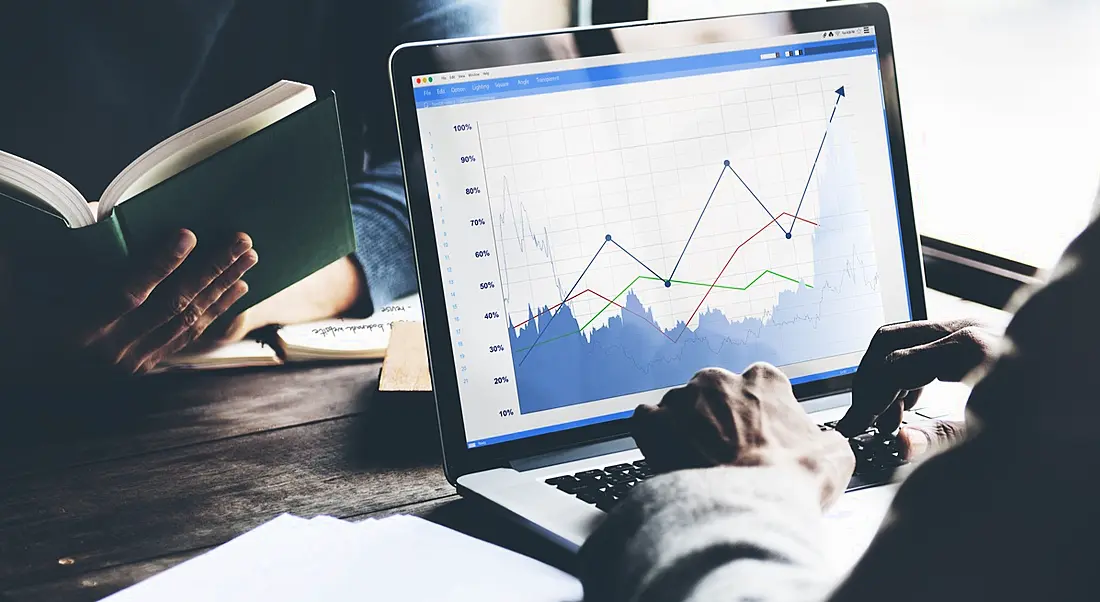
(0, 92, 355, 320)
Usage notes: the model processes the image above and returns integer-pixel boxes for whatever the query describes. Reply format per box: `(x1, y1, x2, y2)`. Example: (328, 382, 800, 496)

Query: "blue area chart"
(505, 88, 887, 414)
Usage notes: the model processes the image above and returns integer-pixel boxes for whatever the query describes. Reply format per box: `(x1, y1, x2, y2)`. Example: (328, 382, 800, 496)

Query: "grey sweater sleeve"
(580, 466, 836, 602)
(826, 209, 1100, 601)
(582, 213, 1100, 602)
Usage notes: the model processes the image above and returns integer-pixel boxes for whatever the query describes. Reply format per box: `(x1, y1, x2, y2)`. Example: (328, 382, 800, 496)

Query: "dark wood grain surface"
(0, 362, 566, 602)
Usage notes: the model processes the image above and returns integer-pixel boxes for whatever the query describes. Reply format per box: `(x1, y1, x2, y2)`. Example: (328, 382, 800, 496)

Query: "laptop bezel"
(390, 2, 927, 483)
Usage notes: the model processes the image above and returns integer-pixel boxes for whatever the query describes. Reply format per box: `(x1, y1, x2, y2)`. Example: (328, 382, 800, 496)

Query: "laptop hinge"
(510, 436, 637, 472)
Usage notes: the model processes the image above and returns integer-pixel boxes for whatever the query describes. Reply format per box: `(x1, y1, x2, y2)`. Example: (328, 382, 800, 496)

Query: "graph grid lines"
(511, 87, 846, 365)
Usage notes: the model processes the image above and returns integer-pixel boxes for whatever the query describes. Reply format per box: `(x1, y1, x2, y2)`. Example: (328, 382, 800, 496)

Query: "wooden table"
(0, 363, 573, 601)
(0, 291, 1012, 600)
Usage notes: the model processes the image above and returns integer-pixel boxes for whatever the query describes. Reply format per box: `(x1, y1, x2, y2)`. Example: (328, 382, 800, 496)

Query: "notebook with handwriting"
(153, 295, 422, 371)
(275, 294, 422, 361)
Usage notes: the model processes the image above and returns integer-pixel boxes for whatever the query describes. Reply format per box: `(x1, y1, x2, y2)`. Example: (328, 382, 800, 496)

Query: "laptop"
(390, 2, 925, 551)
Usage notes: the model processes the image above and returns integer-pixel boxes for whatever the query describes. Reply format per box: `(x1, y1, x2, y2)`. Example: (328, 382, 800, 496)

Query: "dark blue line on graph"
(518, 239, 609, 365)
(791, 86, 845, 235)
(669, 164, 730, 281)
(608, 239, 664, 281)
(514, 86, 845, 366)
(725, 163, 786, 237)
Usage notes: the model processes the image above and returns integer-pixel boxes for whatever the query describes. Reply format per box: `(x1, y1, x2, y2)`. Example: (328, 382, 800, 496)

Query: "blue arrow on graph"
(789, 86, 845, 235)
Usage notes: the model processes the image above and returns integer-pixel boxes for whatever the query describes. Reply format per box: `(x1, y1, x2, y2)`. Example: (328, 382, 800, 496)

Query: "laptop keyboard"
(545, 461, 654, 512)
(545, 423, 906, 511)
(821, 421, 908, 491)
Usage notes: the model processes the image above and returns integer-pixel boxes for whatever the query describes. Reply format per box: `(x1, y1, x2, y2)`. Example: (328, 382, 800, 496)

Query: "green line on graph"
(514, 269, 812, 354)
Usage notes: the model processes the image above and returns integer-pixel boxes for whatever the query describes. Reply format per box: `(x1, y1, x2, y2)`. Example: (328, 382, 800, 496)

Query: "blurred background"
(496, 0, 1100, 306)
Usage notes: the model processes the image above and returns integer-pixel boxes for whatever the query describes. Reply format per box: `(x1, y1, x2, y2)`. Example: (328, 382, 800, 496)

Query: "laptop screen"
(409, 24, 912, 449)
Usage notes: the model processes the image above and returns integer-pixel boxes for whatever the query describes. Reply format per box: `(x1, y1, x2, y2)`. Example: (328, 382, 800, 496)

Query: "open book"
(154, 295, 423, 372)
(0, 80, 355, 319)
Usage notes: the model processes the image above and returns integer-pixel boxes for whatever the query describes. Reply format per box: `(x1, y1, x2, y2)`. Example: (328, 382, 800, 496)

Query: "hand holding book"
(0, 80, 358, 383)
(0, 229, 256, 382)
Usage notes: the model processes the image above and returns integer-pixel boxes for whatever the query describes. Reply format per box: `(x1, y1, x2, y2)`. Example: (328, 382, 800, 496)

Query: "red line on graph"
(675, 212, 817, 340)
(511, 211, 818, 335)
(512, 289, 596, 329)
(508, 288, 668, 338)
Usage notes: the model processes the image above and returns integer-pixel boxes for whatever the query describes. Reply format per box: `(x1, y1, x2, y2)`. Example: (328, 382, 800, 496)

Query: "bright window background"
(500, 1, 571, 32)
(649, 0, 1100, 268)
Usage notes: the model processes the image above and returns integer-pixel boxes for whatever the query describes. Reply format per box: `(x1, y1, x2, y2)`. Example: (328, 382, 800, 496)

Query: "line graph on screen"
(479, 83, 884, 414)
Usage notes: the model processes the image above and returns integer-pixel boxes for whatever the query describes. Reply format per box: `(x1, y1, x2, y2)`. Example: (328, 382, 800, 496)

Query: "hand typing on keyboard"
(819, 420, 906, 485)
(630, 364, 855, 509)
(835, 319, 1000, 459)
(554, 322, 1000, 513)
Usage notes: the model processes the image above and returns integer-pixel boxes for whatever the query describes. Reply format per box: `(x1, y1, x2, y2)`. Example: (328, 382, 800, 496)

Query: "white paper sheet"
(823, 484, 899, 575)
(99, 513, 581, 602)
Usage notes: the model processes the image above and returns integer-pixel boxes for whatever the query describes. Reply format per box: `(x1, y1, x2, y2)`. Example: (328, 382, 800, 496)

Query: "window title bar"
(414, 35, 877, 109)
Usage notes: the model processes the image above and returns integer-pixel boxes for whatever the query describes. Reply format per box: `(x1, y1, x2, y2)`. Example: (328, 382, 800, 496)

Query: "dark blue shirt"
(0, 0, 498, 314)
